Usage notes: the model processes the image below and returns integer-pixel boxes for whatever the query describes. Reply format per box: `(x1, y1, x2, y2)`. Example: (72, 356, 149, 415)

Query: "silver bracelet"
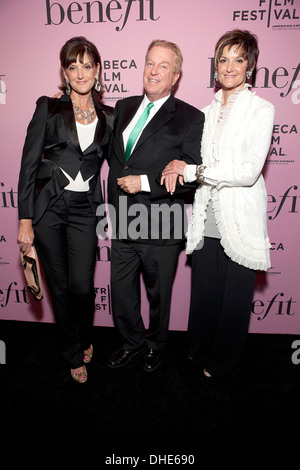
(195, 165, 206, 183)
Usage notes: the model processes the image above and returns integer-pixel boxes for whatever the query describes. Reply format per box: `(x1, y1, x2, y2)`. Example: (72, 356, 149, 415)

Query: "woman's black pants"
(187, 237, 257, 376)
(33, 191, 97, 368)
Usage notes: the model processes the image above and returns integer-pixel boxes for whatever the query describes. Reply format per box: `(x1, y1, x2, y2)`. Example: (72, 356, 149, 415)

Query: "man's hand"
(117, 175, 141, 194)
(162, 160, 187, 177)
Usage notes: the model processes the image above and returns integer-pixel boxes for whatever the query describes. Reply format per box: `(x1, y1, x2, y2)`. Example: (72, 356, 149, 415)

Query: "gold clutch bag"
(20, 246, 43, 301)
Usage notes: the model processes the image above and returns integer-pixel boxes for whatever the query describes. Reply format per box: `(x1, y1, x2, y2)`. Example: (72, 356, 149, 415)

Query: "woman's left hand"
(160, 173, 184, 194)
(160, 160, 186, 194)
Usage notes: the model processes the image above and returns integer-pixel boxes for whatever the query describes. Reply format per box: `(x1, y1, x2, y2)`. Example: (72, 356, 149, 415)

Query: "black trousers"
(111, 239, 181, 351)
(34, 191, 97, 368)
(187, 237, 257, 376)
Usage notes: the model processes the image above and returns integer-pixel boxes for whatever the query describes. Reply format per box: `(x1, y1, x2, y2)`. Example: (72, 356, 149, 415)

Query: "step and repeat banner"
(0, 0, 299, 334)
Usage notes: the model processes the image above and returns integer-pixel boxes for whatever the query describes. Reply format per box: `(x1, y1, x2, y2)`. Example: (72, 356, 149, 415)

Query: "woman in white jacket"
(162, 30, 275, 377)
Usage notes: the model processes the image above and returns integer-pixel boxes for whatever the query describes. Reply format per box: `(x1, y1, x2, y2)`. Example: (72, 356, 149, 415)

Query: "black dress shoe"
(108, 347, 144, 368)
(144, 348, 161, 372)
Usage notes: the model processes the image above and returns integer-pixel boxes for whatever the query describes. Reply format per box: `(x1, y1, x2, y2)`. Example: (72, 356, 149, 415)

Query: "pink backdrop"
(0, 0, 299, 334)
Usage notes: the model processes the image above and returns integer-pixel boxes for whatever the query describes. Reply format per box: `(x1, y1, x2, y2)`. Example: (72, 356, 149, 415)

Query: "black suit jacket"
(108, 94, 205, 245)
(18, 93, 114, 225)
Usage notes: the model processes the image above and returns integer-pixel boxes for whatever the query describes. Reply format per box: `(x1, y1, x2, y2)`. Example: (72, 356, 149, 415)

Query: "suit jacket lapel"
(134, 95, 175, 152)
(84, 100, 106, 154)
(127, 95, 175, 160)
(61, 95, 82, 154)
(116, 96, 144, 156)
(60, 94, 106, 155)
(114, 94, 175, 162)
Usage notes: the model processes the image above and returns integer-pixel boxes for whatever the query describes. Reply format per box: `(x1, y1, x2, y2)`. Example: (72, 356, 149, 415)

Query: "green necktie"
(125, 102, 154, 160)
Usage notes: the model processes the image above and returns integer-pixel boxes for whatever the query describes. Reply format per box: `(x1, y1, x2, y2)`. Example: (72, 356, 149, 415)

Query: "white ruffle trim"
(186, 186, 271, 271)
(186, 185, 210, 254)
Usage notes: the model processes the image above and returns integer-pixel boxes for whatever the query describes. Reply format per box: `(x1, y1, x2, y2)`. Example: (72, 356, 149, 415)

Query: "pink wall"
(0, 0, 299, 334)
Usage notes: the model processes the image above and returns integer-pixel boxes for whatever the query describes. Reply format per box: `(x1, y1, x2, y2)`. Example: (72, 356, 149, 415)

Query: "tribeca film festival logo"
(44, 0, 160, 31)
(233, 0, 300, 30)
(95, 285, 112, 314)
(267, 123, 297, 165)
(102, 58, 137, 102)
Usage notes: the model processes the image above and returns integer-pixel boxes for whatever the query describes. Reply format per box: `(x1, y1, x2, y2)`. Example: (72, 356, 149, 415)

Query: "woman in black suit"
(17, 37, 113, 383)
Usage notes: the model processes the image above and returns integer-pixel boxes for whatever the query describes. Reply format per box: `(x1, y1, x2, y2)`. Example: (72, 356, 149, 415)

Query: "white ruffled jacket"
(185, 88, 275, 271)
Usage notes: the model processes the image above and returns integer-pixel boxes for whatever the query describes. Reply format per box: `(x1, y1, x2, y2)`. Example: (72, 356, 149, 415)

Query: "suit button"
(124, 165, 128, 169)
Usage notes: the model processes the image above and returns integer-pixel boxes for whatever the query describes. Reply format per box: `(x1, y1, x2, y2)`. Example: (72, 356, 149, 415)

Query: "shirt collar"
(216, 83, 251, 104)
(143, 93, 170, 111)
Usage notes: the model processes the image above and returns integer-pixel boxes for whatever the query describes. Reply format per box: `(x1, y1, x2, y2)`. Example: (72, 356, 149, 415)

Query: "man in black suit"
(107, 40, 205, 371)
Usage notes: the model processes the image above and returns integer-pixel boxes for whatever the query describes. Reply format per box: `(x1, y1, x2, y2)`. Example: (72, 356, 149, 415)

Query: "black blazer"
(18, 94, 114, 225)
(108, 94, 205, 245)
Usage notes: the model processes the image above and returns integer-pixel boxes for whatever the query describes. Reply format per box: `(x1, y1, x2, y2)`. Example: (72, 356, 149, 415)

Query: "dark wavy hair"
(59, 36, 103, 97)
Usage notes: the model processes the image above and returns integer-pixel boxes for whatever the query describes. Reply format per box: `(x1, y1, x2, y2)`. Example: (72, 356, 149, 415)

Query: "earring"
(95, 77, 101, 92)
(214, 71, 219, 81)
(65, 78, 71, 95)
(246, 70, 252, 80)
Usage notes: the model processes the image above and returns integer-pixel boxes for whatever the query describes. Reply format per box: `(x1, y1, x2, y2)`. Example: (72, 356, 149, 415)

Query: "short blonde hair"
(146, 40, 183, 74)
